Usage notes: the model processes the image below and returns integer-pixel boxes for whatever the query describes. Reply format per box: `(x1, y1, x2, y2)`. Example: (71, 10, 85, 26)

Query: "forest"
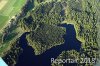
(0, 0, 99, 66)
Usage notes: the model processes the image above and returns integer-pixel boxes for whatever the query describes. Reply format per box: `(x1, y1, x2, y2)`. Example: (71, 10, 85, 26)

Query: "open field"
(0, 0, 27, 30)
(0, 0, 7, 10)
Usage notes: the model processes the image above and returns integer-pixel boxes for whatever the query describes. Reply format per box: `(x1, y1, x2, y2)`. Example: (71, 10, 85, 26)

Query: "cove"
(15, 24, 81, 66)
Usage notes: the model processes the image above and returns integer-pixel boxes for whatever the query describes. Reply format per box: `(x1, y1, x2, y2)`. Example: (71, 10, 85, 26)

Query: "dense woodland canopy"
(0, 0, 99, 66)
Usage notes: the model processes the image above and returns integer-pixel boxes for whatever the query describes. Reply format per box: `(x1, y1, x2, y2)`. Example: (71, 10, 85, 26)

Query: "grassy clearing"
(0, 0, 16, 16)
(0, 0, 27, 30)
(0, 15, 8, 29)
(0, 0, 7, 10)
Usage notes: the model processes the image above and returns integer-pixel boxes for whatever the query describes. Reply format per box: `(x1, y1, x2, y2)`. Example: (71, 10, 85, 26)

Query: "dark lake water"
(15, 24, 81, 66)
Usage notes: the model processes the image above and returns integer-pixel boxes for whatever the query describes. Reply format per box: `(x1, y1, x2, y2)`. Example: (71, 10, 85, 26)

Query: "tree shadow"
(15, 24, 81, 66)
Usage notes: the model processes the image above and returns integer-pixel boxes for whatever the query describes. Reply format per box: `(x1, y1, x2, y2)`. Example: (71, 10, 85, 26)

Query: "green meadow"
(0, 0, 26, 30)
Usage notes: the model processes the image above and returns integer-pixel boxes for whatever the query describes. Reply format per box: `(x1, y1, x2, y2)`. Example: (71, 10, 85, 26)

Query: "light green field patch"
(2, 7, 13, 16)
(13, 0, 26, 7)
(10, 0, 26, 16)
(0, 0, 16, 16)
(0, 0, 27, 30)
(0, 0, 8, 10)
(0, 15, 8, 29)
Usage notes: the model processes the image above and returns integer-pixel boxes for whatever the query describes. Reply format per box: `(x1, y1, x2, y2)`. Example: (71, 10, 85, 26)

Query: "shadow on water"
(15, 24, 81, 66)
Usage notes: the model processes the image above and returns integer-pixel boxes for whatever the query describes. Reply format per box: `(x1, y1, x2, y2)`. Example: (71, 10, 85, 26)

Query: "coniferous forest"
(0, 0, 99, 66)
